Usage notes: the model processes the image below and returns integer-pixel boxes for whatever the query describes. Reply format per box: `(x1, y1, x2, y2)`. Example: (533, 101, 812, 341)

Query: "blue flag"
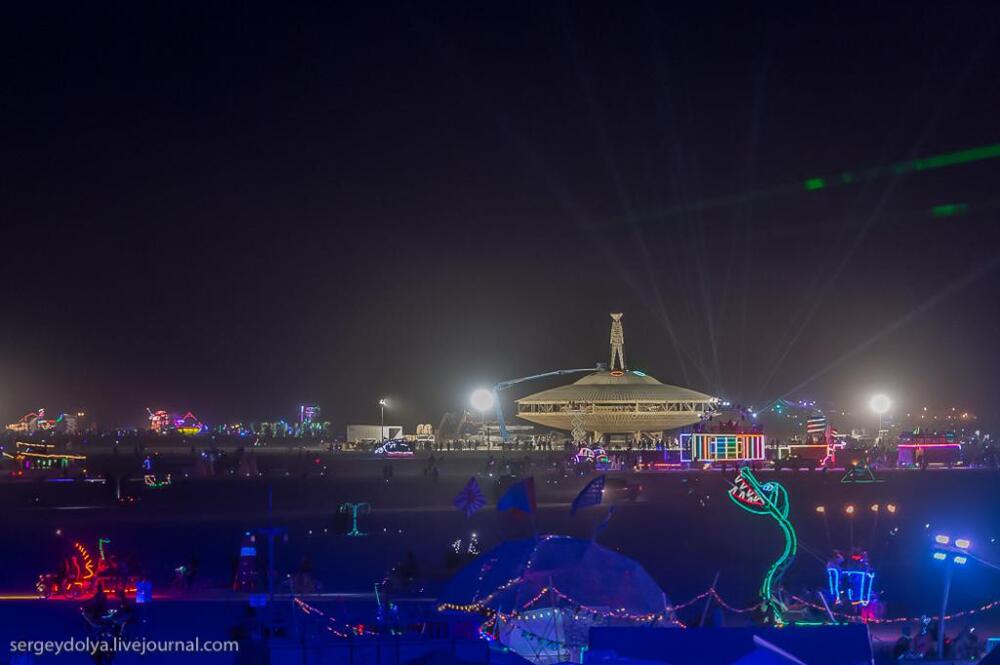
(571, 475, 605, 515)
(453, 477, 486, 518)
(592, 504, 616, 540)
(497, 477, 536, 515)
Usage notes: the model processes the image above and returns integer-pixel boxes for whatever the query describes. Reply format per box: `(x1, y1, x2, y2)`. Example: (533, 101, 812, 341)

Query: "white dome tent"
(438, 535, 676, 664)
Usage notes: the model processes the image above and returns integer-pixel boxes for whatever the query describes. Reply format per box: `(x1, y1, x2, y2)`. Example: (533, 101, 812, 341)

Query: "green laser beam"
(598, 142, 1000, 229)
(804, 143, 1000, 191)
(931, 203, 969, 217)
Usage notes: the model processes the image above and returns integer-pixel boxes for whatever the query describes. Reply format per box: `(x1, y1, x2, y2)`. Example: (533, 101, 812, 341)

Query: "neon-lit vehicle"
(833, 446, 871, 470)
(5, 442, 87, 480)
(897, 431, 962, 467)
(680, 415, 765, 467)
(635, 448, 683, 470)
(573, 446, 611, 470)
(36, 539, 139, 599)
(773, 449, 823, 471)
(826, 549, 875, 609)
(374, 440, 414, 457)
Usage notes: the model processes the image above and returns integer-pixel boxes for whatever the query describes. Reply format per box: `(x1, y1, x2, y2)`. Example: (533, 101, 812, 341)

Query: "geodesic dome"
(439, 535, 673, 664)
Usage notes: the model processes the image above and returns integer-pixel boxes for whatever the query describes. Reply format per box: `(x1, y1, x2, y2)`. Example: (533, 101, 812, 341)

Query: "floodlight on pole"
(470, 388, 496, 448)
(869, 394, 891, 414)
(378, 398, 388, 444)
(869, 394, 891, 445)
(931, 533, 973, 659)
(470, 389, 495, 412)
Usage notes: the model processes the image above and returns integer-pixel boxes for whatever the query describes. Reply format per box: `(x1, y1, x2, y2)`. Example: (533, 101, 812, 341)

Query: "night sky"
(2, 3, 999, 429)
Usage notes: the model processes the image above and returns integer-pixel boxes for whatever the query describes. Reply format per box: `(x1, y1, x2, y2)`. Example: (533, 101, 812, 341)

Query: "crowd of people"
(892, 619, 982, 660)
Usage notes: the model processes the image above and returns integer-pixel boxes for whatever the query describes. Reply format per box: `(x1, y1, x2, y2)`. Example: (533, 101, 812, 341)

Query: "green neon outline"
(339, 502, 370, 536)
(728, 467, 797, 625)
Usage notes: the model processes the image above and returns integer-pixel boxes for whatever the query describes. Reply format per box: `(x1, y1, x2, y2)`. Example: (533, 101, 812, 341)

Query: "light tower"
(470, 389, 495, 448)
(869, 394, 891, 444)
(378, 398, 388, 443)
(609, 312, 625, 372)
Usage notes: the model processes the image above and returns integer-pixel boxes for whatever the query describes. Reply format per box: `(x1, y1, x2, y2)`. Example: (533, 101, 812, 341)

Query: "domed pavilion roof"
(517, 369, 715, 404)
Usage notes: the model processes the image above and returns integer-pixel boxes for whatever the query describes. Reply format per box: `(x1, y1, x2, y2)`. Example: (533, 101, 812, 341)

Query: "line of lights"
(816, 503, 897, 514)
(305, 580, 1000, 633)
(790, 594, 1000, 625)
(439, 584, 759, 627)
(17, 452, 86, 460)
(293, 598, 360, 639)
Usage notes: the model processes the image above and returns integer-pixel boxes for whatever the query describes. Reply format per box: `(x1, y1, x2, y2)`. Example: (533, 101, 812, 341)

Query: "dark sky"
(2, 2, 1000, 429)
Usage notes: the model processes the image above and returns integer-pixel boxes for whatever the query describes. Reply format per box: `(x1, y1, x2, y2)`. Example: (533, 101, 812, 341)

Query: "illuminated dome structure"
(515, 314, 718, 441)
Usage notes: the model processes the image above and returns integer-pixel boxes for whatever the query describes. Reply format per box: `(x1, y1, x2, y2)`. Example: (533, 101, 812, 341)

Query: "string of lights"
(440, 584, 735, 624)
(293, 597, 362, 639)
(300, 583, 1000, 638)
(709, 589, 762, 614)
(789, 595, 1000, 625)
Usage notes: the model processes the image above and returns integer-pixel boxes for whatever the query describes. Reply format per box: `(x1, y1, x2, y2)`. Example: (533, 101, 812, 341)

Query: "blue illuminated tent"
(439, 535, 673, 664)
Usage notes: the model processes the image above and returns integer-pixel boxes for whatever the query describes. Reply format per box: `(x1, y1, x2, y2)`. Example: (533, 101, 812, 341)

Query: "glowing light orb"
(869, 394, 891, 415)
(470, 388, 495, 412)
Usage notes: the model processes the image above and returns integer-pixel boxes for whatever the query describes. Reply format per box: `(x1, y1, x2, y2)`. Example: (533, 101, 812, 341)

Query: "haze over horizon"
(3, 3, 999, 429)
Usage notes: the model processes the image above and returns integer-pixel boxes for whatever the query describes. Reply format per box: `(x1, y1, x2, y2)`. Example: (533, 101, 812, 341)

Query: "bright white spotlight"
(870, 394, 891, 415)
(470, 388, 495, 412)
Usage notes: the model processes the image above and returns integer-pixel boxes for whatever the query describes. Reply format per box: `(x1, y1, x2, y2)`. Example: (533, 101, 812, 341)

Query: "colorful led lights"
(935, 535, 950, 545)
(680, 432, 766, 463)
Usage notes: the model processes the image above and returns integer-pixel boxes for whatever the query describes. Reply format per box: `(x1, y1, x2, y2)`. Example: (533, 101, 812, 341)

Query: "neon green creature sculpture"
(728, 466, 797, 625)
(339, 502, 371, 536)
